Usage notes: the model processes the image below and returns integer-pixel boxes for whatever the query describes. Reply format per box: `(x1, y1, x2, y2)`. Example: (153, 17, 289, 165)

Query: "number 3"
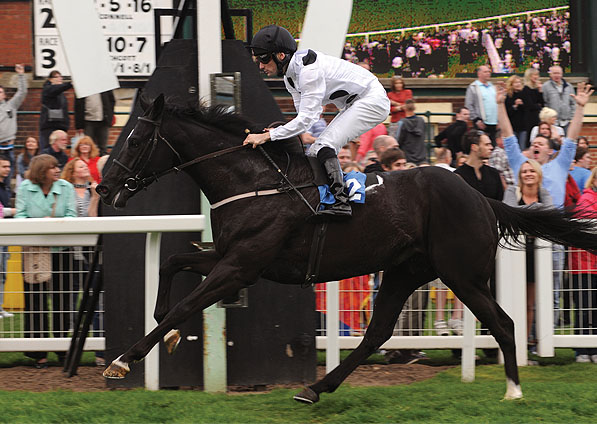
(41, 49, 56, 69)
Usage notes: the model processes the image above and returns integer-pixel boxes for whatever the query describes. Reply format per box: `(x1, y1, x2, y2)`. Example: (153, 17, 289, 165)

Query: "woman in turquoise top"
(16, 154, 76, 368)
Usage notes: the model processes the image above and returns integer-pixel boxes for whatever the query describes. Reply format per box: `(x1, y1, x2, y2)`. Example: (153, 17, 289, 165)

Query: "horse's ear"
(139, 94, 151, 112)
(150, 94, 165, 119)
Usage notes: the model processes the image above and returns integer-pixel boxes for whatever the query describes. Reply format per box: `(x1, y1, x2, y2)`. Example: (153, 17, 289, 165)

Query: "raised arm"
(496, 83, 513, 138)
(566, 82, 594, 141)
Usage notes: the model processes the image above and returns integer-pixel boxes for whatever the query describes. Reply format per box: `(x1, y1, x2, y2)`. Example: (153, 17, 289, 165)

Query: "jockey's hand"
(243, 129, 271, 148)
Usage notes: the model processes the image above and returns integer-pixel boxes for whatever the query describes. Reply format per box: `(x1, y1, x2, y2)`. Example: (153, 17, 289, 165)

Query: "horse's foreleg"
(154, 250, 222, 323)
(295, 264, 432, 404)
(104, 258, 256, 380)
(449, 280, 522, 400)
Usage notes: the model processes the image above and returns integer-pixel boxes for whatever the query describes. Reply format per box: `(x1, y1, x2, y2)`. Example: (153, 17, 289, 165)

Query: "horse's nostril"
(96, 185, 109, 196)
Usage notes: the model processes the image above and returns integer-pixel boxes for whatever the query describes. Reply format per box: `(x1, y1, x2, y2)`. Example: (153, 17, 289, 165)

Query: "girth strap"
(304, 222, 329, 287)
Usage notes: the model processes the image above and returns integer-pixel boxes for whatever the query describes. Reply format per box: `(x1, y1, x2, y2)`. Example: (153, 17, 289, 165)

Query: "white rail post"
(461, 305, 476, 382)
(201, 190, 226, 392)
(326, 281, 340, 373)
(144, 231, 162, 390)
(535, 238, 554, 357)
(496, 245, 528, 366)
(197, 0, 226, 393)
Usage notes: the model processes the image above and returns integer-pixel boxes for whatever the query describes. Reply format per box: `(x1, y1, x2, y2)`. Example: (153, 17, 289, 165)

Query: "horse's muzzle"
(96, 184, 110, 197)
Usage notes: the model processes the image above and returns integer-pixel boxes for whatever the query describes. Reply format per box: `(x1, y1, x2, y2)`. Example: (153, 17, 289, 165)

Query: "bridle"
(112, 113, 317, 215)
(112, 115, 248, 193)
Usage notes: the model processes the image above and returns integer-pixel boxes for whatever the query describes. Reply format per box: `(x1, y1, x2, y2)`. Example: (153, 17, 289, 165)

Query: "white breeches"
(307, 81, 390, 157)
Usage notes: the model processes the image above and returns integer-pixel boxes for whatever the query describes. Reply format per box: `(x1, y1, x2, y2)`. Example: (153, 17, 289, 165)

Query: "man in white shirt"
(243, 25, 390, 218)
(464, 65, 498, 145)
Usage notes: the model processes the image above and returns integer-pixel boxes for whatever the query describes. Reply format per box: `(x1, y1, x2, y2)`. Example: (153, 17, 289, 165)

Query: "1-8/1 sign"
(33, 0, 173, 78)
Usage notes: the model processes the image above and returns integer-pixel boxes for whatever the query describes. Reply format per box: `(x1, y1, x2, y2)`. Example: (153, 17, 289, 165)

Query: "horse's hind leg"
(294, 263, 435, 404)
(447, 277, 522, 400)
(154, 250, 221, 323)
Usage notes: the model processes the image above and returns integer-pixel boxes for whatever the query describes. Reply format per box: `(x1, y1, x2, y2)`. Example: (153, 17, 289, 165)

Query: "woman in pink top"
(569, 166, 597, 363)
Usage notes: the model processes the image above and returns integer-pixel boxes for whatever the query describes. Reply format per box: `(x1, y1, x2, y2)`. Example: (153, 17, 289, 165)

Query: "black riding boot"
(317, 147, 352, 218)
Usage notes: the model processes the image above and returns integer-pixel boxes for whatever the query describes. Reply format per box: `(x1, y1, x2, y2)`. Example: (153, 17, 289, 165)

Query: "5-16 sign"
(33, 0, 173, 78)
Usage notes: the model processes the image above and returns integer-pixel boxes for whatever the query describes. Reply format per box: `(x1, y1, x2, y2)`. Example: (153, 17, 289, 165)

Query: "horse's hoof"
(293, 387, 320, 404)
(164, 329, 181, 355)
(102, 356, 130, 379)
(502, 379, 523, 400)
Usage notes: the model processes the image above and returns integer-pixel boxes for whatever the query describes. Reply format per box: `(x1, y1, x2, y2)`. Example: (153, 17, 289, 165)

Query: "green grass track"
(0, 360, 595, 423)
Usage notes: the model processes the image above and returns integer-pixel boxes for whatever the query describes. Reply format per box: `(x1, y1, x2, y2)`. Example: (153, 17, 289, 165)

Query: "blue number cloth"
(318, 170, 366, 209)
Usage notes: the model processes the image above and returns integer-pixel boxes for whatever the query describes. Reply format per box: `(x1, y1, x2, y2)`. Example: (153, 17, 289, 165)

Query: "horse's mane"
(164, 101, 261, 136)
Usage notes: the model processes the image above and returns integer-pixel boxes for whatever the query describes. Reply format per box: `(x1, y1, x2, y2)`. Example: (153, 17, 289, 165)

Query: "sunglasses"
(254, 52, 273, 64)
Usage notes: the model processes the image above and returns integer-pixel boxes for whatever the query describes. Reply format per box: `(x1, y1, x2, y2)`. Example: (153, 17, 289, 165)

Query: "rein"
(115, 116, 318, 214)
(114, 116, 249, 192)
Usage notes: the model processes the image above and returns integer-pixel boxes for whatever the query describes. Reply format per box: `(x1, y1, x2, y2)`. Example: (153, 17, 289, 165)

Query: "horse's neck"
(162, 116, 314, 205)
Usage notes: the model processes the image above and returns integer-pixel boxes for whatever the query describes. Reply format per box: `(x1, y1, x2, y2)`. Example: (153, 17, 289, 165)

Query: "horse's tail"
(487, 198, 597, 254)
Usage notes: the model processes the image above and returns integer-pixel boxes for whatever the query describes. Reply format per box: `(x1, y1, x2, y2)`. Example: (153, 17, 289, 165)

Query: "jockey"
(243, 25, 390, 218)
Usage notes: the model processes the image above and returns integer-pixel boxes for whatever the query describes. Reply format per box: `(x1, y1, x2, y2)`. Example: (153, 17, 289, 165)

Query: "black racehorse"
(97, 94, 597, 403)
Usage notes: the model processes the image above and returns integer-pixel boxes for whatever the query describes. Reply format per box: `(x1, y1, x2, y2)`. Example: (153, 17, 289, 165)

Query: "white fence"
(2, 219, 596, 385)
(317, 238, 597, 380)
(0, 215, 205, 389)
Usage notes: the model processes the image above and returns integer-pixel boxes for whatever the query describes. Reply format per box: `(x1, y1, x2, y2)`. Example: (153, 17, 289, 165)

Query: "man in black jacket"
(74, 90, 115, 156)
(434, 107, 469, 167)
(39, 71, 72, 150)
(454, 129, 503, 201)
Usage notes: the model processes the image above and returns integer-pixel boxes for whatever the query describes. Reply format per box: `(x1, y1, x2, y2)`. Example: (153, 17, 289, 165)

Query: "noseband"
(113, 115, 247, 193)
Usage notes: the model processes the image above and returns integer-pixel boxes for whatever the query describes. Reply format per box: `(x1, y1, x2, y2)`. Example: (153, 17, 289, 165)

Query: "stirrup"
(318, 201, 352, 218)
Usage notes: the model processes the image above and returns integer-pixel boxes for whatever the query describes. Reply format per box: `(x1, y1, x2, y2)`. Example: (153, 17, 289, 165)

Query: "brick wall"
(0, 1, 32, 66)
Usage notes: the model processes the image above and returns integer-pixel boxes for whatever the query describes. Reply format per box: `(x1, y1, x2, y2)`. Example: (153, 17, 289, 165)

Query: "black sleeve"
(43, 82, 73, 99)
(434, 125, 449, 147)
(74, 97, 85, 129)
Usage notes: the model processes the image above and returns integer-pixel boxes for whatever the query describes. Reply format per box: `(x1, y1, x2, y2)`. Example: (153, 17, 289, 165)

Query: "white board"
(34, 0, 173, 79)
(298, 0, 353, 57)
(51, 0, 119, 98)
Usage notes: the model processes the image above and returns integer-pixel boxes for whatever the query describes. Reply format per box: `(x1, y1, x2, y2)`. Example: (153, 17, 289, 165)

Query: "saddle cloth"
(306, 156, 382, 208)
(318, 171, 367, 207)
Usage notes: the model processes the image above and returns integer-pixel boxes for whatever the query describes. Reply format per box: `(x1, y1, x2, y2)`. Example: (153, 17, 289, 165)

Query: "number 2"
(346, 178, 362, 201)
(41, 8, 55, 29)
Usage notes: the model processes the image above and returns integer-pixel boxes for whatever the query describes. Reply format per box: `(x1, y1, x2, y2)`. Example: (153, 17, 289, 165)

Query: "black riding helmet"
(250, 25, 297, 77)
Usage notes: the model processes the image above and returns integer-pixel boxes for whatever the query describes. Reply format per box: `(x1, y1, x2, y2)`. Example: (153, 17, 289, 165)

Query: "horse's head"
(97, 94, 181, 208)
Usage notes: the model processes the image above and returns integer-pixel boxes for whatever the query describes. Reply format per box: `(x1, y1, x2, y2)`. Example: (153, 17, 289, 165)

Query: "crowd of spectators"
(0, 65, 112, 368)
(342, 10, 570, 77)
